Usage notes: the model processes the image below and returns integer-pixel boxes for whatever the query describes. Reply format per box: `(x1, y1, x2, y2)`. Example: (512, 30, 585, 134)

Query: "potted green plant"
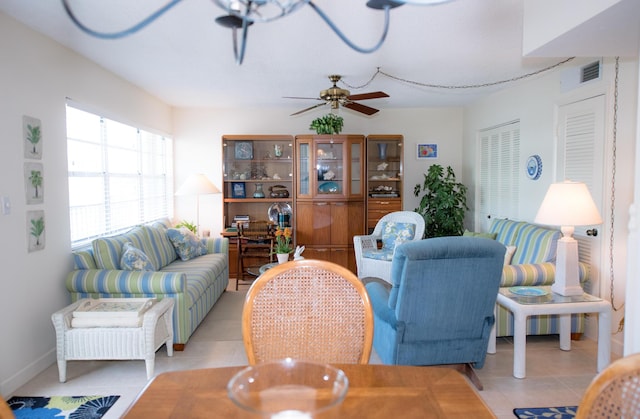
(175, 220, 197, 235)
(414, 164, 469, 238)
(309, 114, 344, 135)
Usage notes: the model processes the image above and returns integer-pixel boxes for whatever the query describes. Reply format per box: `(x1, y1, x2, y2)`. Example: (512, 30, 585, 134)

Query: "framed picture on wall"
(24, 162, 44, 205)
(417, 143, 438, 159)
(231, 182, 246, 198)
(23, 115, 42, 160)
(27, 210, 45, 252)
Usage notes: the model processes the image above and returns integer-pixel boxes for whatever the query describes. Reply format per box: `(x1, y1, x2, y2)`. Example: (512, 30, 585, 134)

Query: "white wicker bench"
(51, 298, 174, 382)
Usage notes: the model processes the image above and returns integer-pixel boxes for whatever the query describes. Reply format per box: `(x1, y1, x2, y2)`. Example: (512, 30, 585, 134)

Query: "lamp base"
(551, 283, 584, 296)
(552, 235, 584, 296)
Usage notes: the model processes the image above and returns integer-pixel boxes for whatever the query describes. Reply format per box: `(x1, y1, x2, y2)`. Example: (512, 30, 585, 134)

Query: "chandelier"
(62, 0, 456, 65)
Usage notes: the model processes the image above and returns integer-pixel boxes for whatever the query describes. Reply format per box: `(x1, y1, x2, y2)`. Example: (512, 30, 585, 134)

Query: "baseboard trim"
(1, 348, 56, 397)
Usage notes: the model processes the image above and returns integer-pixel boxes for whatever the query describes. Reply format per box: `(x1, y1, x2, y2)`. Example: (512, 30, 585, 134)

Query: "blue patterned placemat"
(513, 406, 577, 418)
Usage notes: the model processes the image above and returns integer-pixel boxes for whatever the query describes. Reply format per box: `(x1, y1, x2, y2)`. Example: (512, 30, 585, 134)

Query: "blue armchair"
(365, 237, 505, 386)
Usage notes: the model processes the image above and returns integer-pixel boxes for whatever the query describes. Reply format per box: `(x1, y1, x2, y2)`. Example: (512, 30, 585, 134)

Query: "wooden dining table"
(123, 363, 496, 418)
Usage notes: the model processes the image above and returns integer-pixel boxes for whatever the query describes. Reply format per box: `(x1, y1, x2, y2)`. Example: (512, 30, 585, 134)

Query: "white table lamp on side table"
(534, 180, 603, 296)
(175, 173, 221, 237)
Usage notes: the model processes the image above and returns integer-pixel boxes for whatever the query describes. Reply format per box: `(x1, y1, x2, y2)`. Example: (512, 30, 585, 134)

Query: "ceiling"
(1, 0, 637, 114)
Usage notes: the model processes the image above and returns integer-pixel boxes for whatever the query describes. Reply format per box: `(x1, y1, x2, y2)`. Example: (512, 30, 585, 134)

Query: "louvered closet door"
(478, 121, 521, 231)
(557, 95, 605, 295)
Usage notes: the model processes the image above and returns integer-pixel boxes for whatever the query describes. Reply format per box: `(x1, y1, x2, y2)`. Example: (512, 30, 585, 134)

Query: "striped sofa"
(66, 220, 228, 350)
(490, 218, 590, 338)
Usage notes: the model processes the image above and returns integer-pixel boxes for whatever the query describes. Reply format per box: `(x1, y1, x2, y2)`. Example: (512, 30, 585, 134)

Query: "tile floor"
(12, 289, 616, 418)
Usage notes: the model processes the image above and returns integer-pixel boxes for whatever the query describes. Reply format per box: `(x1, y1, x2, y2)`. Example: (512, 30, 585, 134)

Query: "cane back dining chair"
(0, 395, 13, 419)
(353, 211, 425, 284)
(575, 352, 640, 418)
(242, 259, 373, 364)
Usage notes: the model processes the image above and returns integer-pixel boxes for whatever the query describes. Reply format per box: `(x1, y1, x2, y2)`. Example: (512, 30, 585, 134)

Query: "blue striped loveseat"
(490, 218, 590, 338)
(66, 220, 228, 350)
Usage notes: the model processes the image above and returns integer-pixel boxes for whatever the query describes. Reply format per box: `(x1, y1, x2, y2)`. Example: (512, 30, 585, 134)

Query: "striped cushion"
(73, 249, 96, 269)
(488, 218, 525, 246)
(160, 253, 226, 307)
(511, 224, 560, 264)
(140, 225, 177, 270)
(207, 237, 228, 254)
(501, 262, 556, 287)
(495, 306, 585, 337)
(92, 227, 147, 270)
(151, 218, 173, 230)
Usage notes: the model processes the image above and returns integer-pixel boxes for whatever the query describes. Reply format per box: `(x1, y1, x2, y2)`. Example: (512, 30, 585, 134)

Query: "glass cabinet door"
(296, 139, 311, 198)
(366, 136, 403, 198)
(316, 140, 344, 197)
(350, 141, 363, 197)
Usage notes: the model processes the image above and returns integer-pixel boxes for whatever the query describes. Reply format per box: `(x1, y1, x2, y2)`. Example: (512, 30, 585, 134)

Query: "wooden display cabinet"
(222, 135, 294, 282)
(366, 135, 403, 233)
(294, 135, 365, 272)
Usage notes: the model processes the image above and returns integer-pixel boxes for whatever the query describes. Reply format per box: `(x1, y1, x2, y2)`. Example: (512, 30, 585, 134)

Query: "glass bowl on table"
(227, 358, 348, 418)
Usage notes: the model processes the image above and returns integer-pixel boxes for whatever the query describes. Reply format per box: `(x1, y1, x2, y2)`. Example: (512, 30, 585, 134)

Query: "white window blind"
(66, 105, 173, 247)
(478, 121, 520, 229)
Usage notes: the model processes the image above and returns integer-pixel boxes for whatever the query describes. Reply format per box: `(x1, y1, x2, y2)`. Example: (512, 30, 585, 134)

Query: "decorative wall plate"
(526, 155, 542, 180)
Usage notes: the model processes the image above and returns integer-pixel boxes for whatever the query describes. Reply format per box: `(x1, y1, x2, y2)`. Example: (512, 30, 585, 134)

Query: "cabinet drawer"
(367, 199, 401, 210)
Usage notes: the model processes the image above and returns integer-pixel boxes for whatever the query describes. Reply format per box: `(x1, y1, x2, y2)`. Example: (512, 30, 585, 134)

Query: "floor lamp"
(534, 181, 603, 296)
(175, 173, 221, 237)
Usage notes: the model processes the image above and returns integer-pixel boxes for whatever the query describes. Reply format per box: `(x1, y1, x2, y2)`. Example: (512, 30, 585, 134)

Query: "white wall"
(0, 13, 172, 396)
(463, 57, 639, 356)
(172, 107, 465, 237)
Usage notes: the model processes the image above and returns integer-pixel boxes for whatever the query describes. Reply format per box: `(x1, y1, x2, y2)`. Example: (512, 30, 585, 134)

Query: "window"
(66, 104, 173, 247)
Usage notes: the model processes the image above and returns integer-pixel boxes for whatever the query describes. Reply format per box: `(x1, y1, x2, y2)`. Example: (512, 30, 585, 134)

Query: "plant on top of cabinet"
(309, 114, 344, 135)
(414, 164, 468, 238)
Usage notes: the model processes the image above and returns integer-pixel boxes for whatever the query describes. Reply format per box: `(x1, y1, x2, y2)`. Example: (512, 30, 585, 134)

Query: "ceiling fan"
(286, 75, 389, 116)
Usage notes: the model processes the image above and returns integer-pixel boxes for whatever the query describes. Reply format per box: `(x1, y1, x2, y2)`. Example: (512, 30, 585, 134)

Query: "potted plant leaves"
(414, 164, 469, 238)
(310, 114, 344, 135)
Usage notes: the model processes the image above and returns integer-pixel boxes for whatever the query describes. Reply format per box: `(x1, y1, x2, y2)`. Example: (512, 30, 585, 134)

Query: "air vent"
(560, 59, 602, 93)
(581, 61, 601, 83)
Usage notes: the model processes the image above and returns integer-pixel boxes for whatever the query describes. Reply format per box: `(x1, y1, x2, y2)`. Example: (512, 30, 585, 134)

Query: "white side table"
(487, 286, 611, 379)
(51, 297, 174, 382)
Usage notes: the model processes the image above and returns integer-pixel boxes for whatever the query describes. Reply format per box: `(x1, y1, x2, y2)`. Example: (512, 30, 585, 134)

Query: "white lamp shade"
(534, 181, 602, 227)
(175, 174, 220, 196)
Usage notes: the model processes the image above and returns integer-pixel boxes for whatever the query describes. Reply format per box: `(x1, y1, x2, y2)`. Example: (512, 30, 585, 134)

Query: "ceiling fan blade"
(343, 102, 380, 116)
(283, 96, 323, 101)
(290, 102, 327, 116)
(347, 91, 389, 101)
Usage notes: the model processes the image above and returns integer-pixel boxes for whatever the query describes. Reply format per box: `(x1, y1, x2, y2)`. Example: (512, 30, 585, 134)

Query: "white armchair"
(353, 211, 425, 283)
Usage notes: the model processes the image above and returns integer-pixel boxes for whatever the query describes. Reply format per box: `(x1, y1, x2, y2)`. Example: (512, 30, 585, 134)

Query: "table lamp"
(534, 181, 602, 296)
(175, 173, 220, 237)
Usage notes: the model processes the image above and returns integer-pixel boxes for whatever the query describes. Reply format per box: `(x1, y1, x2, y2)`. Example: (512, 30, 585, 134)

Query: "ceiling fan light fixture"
(288, 74, 388, 116)
(215, 14, 251, 28)
(213, 0, 311, 23)
(62, 0, 456, 65)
